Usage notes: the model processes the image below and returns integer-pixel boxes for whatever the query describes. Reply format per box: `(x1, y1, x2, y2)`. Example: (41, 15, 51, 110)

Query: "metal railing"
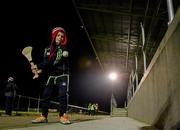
(0, 94, 108, 115)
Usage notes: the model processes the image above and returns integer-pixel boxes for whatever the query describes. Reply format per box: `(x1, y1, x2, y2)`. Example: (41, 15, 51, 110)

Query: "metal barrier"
(1, 94, 108, 115)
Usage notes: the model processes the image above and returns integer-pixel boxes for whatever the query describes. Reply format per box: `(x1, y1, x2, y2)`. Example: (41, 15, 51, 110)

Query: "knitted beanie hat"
(8, 77, 14, 82)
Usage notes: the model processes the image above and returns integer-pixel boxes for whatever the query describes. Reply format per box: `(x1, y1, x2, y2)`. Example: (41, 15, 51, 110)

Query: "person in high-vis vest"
(88, 103, 92, 115)
(90, 103, 96, 115)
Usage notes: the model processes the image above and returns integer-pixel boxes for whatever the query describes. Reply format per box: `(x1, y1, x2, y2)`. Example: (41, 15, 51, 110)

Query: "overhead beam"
(125, 0, 133, 70)
(77, 6, 165, 19)
(72, 0, 105, 72)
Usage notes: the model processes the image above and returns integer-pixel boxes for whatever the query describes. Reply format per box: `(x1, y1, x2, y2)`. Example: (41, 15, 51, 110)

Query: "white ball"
(62, 51, 69, 57)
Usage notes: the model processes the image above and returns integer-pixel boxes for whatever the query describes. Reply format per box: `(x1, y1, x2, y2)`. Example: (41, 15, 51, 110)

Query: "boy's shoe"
(31, 115, 48, 123)
(59, 114, 71, 124)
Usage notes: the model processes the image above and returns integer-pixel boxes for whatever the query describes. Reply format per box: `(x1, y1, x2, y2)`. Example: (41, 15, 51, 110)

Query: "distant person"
(90, 103, 96, 116)
(95, 103, 99, 114)
(88, 103, 92, 115)
(3, 76, 18, 116)
(31, 27, 70, 124)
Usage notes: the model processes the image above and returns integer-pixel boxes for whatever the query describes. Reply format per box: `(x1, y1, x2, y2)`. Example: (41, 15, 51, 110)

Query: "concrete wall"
(127, 7, 180, 130)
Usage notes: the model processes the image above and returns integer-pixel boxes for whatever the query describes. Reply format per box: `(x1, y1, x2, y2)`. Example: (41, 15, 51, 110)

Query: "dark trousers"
(41, 76, 68, 118)
(5, 96, 14, 115)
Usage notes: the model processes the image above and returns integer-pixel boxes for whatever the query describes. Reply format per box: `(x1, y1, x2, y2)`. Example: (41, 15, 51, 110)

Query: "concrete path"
(7, 117, 150, 130)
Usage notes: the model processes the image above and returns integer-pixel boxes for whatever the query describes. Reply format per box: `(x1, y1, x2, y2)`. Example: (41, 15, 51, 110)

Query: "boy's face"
(55, 31, 65, 46)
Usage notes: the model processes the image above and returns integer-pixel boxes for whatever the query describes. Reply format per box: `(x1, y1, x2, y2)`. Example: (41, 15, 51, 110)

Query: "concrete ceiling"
(73, 0, 179, 80)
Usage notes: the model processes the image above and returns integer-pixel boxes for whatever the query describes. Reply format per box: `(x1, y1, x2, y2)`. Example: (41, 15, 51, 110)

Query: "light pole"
(109, 72, 118, 115)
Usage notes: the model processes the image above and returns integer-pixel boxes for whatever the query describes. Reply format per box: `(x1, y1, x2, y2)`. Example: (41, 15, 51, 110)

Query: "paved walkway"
(8, 117, 150, 130)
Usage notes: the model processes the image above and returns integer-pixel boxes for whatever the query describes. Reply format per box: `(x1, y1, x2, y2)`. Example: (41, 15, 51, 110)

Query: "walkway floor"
(7, 117, 150, 130)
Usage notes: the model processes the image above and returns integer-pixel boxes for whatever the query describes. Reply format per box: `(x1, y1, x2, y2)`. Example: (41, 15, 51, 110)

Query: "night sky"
(0, 1, 127, 112)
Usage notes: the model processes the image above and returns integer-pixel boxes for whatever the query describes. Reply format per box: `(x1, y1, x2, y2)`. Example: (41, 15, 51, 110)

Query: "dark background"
(0, 0, 127, 112)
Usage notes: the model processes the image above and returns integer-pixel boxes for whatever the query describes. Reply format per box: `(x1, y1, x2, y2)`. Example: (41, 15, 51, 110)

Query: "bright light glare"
(109, 72, 118, 81)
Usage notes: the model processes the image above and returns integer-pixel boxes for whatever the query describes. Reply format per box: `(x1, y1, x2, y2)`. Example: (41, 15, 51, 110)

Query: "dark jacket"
(37, 45, 69, 76)
(4, 81, 17, 97)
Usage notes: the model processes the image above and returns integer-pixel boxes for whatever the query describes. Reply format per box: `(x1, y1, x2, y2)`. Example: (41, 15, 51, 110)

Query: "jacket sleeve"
(37, 47, 52, 70)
